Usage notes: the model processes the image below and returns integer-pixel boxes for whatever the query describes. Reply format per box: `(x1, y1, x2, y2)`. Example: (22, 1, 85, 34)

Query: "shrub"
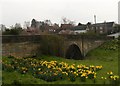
(2, 27, 22, 35)
(38, 35, 64, 57)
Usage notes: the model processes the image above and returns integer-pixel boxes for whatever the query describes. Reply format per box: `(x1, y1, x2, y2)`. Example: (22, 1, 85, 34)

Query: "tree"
(114, 24, 120, 33)
(40, 22, 45, 32)
(15, 23, 21, 28)
(44, 20, 52, 26)
(87, 22, 92, 25)
(14, 23, 22, 32)
(61, 17, 75, 26)
(0, 24, 6, 32)
(69, 21, 75, 26)
(2, 28, 21, 35)
(24, 21, 30, 29)
(31, 19, 36, 28)
(53, 23, 59, 29)
(78, 23, 83, 26)
(118, 25, 120, 32)
(62, 17, 68, 24)
(2, 24, 22, 35)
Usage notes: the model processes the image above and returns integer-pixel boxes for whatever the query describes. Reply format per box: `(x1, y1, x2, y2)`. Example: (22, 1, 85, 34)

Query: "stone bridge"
(2, 35, 110, 60)
(62, 35, 105, 59)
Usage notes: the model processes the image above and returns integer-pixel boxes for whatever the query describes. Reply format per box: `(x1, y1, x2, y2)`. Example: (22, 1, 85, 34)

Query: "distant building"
(22, 19, 60, 35)
(61, 24, 74, 30)
(58, 22, 117, 35)
(20, 27, 39, 35)
(57, 24, 75, 34)
(107, 32, 120, 38)
(58, 29, 75, 34)
(71, 25, 87, 34)
(87, 22, 116, 35)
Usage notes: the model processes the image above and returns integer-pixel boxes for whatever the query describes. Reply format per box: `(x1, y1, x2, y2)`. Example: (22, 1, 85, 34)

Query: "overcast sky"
(0, 0, 120, 27)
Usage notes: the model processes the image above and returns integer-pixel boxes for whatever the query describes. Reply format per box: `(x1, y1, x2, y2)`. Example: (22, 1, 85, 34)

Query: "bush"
(100, 39, 118, 51)
(8, 55, 15, 58)
(2, 27, 22, 35)
(11, 80, 21, 85)
(37, 35, 64, 57)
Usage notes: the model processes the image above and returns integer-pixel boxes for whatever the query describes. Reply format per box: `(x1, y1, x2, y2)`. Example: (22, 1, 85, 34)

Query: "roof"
(61, 24, 73, 29)
(71, 25, 87, 31)
(107, 32, 120, 38)
(91, 22, 115, 27)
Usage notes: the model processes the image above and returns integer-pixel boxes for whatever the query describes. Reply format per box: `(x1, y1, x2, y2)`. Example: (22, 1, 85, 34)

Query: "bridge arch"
(65, 44, 83, 60)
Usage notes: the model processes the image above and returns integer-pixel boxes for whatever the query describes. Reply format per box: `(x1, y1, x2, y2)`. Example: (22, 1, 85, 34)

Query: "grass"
(1, 39, 119, 84)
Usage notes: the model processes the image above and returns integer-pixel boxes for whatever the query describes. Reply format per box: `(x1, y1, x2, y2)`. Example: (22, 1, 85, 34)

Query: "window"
(91, 27, 94, 30)
(100, 31, 103, 33)
(96, 27, 98, 30)
(86, 27, 89, 31)
(100, 27, 103, 30)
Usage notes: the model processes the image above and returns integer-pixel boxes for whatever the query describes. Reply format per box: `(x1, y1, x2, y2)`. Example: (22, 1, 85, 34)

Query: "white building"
(74, 30, 87, 34)
(71, 25, 87, 34)
(107, 32, 120, 38)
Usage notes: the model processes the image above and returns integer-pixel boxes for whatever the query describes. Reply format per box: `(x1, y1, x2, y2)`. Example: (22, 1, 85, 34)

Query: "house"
(0, 31, 1, 35)
(71, 25, 87, 34)
(61, 24, 74, 30)
(87, 22, 116, 35)
(30, 19, 60, 34)
(107, 32, 120, 38)
(58, 29, 75, 34)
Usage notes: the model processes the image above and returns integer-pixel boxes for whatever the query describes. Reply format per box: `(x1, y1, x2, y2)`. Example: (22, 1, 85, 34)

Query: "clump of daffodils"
(109, 75, 119, 80)
(101, 77, 107, 80)
(107, 71, 119, 81)
(3, 56, 105, 82)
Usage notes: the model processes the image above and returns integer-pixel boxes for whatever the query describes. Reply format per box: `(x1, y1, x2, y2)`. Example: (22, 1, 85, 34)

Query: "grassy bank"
(2, 39, 119, 84)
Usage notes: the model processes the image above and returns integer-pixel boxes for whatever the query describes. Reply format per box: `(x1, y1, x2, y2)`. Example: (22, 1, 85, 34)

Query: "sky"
(0, 0, 120, 27)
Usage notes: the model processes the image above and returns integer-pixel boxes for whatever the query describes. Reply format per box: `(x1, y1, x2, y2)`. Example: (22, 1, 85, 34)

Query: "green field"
(1, 39, 119, 85)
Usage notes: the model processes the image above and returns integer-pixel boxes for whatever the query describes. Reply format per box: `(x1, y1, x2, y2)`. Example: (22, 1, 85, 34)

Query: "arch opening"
(65, 44, 83, 60)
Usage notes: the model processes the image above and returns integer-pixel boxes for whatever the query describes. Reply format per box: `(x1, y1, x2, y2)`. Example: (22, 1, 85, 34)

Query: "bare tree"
(78, 22, 83, 26)
(15, 23, 22, 29)
(44, 20, 52, 26)
(61, 17, 75, 26)
(62, 17, 68, 24)
(69, 21, 75, 26)
(31, 19, 37, 28)
(0, 24, 6, 32)
(24, 21, 30, 29)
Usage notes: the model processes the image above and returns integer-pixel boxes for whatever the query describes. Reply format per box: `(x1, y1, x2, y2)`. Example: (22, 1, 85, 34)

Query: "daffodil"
(110, 71, 113, 74)
(81, 73, 87, 77)
(101, 77, 104, 79)
(94, 75, 96, 78)
(87, 70, 92, 74)
(38, 68, 41, 70)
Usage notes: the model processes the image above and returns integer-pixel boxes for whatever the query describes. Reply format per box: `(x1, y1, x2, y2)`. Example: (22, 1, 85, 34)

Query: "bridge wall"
(2, 42, 40, 58)
(2, 35, 110, 58)
(2, 35, 41, 57)
(2, 35, 64, 58)
(63, 35, 107, 57)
